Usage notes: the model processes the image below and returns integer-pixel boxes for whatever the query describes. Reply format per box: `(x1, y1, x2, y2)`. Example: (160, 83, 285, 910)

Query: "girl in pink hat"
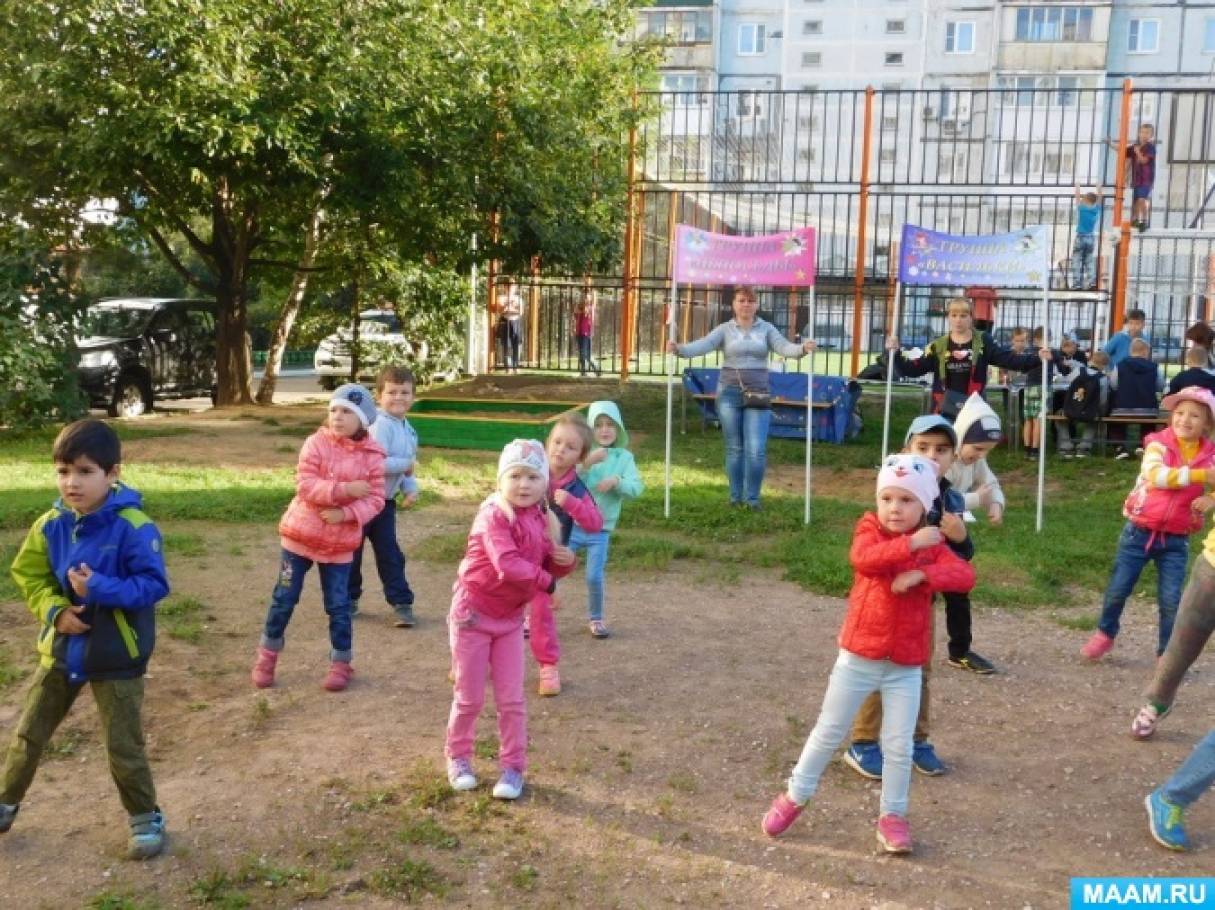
(1082, 386, 1215, 667)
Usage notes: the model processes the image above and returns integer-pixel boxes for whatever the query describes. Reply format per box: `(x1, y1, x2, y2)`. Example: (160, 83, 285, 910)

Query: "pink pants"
(446, 609, 527, 772)
(527, 595, 560, 667)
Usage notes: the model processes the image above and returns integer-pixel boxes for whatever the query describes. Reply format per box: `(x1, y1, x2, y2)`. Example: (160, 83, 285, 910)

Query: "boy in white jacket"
(943, 393, 1005, 673)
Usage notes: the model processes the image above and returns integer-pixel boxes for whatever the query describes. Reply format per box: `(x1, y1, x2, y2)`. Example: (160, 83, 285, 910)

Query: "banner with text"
(898, 224, 1049, 288)
(672, 226, 817, 287)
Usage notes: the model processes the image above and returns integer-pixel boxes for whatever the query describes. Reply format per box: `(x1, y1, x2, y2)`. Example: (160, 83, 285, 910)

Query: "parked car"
(314, 310, 407, 390)
(75, 298, 218, 417)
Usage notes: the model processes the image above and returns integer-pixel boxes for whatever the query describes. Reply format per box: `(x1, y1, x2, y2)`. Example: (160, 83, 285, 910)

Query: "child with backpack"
(1057, 350, 1110, 458)
(1109, 337, 1165, 458)
(761, 454, 975, 854)
(1080, 386, 1215, 662)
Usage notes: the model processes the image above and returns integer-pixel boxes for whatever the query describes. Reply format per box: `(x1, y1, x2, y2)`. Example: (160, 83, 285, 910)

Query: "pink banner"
(672, 225, 817, 286)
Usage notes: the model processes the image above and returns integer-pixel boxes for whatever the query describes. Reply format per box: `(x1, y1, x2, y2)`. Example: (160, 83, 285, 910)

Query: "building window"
(803, 20, 823, 36)
(640, 10, 710, 43)
(661, 73, 700, 107)
(738, 92, 765, 118)
(801, 148, 817, 162)
(802, 51, 822, 68)
(1014, 7, 1093, 42)
(884, 52, 904, 66)
(1128, 19, 1159, 53)
(882, 115, 899, 130)
(738, 23, 766, 56)
(880, 148, 897, 163)
(946, 21, 975, 53)
(886, 20, 905, 34)
(1204, 18, 1215, 52)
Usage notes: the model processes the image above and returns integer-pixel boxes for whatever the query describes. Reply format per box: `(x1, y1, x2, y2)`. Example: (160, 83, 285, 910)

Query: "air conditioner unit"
(940, 117, 969, 132)
(922, 105, 936, 120)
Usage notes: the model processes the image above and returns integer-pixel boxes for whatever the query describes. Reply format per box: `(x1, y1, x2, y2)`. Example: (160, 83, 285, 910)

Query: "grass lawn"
(0, 382, 1170, 616)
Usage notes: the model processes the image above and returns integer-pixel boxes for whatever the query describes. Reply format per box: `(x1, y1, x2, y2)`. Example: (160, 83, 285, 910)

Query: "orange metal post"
(528, 256, 540, 367)
(886, 241, 899, 329)
(1109, 80, 1134, 334)
(486, 212, 500, 372)
(1113, 222, 1133, 332)
(631, 191, 646, 363)
(850, 87, 875, 378)
(619, 95, 639, 381)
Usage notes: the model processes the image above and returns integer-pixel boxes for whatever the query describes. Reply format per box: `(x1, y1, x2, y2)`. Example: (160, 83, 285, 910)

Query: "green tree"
(0, 1, 656, 405)
(0, 225, 86, 429)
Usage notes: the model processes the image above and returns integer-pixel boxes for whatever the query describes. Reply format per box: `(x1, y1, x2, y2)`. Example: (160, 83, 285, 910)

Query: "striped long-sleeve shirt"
(1140, 437, 1207, 489)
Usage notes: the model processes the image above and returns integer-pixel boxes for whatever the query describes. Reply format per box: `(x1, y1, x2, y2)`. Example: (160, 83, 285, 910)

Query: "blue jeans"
(715, 383, 771, 506)
(1070, 233, 1096, 288)
(1162, 729, 1215, 807)
(788, 650, 921, 817)
(568, 526, 611, 622)
(261, 549, 354, 661)
(1098, 523, 1189, 655)
(350, 498, 414, 610)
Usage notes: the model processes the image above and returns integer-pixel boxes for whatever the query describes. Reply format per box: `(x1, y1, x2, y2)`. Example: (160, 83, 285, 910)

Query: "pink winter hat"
(1161, 386, 1215, 430)
(876, 453, 939, 514)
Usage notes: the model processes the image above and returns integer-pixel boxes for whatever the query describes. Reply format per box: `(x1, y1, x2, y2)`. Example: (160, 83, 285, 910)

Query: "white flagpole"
(881, 281, 902, 459)
(1035, 230, 1052, 533)
(804, 286, 816, 525)
(663, 281, 679, 519)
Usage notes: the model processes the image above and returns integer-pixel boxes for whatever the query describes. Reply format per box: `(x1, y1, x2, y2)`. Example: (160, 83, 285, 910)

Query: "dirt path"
(1, 397, 1213, 908)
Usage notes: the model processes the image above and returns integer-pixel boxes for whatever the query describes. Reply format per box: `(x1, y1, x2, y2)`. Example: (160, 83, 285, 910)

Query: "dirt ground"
(2, 384, 1214, 909)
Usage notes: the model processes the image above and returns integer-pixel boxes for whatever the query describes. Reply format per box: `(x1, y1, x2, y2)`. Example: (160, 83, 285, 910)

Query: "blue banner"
(898, 224, 1050, 288)
(1072, 878, 1215, 909)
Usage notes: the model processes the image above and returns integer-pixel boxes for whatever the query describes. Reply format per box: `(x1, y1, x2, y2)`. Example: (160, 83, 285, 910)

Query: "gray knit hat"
(330, 383, 377, 427)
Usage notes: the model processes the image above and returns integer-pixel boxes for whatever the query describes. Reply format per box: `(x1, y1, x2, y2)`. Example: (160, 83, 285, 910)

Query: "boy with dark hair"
(844, 414, 972, 781)
(1168, 346, 1215, 396)
(1104, 308, 1146, 369)
(1110, 337, 1165, 458)
(350, 366, 419, 627)
(1, 419, 170, 858)
(1107, 124, 1156, 231)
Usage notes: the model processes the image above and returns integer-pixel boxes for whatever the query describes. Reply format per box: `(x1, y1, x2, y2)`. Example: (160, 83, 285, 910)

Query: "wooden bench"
(1045, 411, 1167, 456)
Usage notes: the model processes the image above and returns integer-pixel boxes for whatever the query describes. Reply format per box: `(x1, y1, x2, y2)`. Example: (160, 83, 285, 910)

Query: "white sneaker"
(447, 758, 477, 791)
(492, 768, 524, 800)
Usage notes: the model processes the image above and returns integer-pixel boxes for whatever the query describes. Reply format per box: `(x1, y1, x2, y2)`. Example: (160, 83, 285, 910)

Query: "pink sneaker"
(1131, 702, 1169, 740)
(537, 664, 561, 697)
(322, 660, 354, 692)
(1080, 630, 1115, 661)
(761, 793, 804, 837)
(250, 646, 278, 688)
(876, 813, 912, 854)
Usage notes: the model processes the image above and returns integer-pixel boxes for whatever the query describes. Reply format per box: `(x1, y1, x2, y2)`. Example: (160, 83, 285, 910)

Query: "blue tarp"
(682, 368, 861, 443)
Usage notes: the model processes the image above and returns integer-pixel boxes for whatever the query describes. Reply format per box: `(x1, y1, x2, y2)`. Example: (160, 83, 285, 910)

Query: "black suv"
(75, 298, 218, 417)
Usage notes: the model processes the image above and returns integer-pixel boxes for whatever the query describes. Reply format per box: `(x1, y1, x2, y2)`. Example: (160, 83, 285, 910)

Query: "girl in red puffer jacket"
(250, 384, 385, 693)
(761, 454, 975, 855)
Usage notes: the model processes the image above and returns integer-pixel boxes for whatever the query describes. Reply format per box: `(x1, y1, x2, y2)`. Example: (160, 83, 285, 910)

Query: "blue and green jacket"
(10, 483, 169, 683)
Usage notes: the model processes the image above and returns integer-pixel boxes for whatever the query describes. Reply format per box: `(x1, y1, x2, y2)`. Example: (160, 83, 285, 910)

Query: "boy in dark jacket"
(0, 419, 170, 858)
(1110, 337, 1165, 458)
(845, 415, 973, 782)
(1168, 345, 1215, 396)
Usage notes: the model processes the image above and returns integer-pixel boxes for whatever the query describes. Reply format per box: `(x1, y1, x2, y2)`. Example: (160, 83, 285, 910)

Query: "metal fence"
(489, 83, 1215, 377)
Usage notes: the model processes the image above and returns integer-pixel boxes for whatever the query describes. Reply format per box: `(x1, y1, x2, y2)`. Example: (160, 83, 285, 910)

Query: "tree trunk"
(255, 207, 324, 404)
(215, 288, 254, 406)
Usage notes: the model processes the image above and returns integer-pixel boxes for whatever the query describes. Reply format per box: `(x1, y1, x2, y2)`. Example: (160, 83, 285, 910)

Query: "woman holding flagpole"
(666, 286, 815, 510)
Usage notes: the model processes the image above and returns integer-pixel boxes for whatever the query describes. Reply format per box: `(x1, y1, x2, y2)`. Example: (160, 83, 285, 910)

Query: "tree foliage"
(0, 0, 656, 405)
(0, 226, 86, 429)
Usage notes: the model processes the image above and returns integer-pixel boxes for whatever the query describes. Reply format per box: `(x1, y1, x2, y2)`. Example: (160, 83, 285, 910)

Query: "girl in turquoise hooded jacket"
(575, 401, 644, 637)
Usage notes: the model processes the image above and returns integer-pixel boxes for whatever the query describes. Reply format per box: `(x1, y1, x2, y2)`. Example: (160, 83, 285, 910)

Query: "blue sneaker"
(1146, 790, 1190, 851)
(128, 809, 166, 859)
(912, 741, 947, 776)
(0, 803, 18, 833)
(492, 768, 525, 800)
(843, 742, 883, 780)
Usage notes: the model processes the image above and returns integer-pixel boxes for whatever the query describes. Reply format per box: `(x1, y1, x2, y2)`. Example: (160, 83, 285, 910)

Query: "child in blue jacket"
(0, 419, 170, 859)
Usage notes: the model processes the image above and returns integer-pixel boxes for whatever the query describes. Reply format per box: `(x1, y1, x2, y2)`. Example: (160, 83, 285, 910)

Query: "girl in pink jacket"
(251, 385, 386, 693)
(446, 439, 575, 800)
(528, 414, 603, 697)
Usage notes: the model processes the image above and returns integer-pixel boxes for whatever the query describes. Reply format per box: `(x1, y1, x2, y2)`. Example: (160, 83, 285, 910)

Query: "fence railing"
(487, 83, 1215, 378)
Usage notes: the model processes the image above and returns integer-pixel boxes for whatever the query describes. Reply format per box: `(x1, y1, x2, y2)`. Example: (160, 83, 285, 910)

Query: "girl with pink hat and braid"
(1082, 386, 1215, 668)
